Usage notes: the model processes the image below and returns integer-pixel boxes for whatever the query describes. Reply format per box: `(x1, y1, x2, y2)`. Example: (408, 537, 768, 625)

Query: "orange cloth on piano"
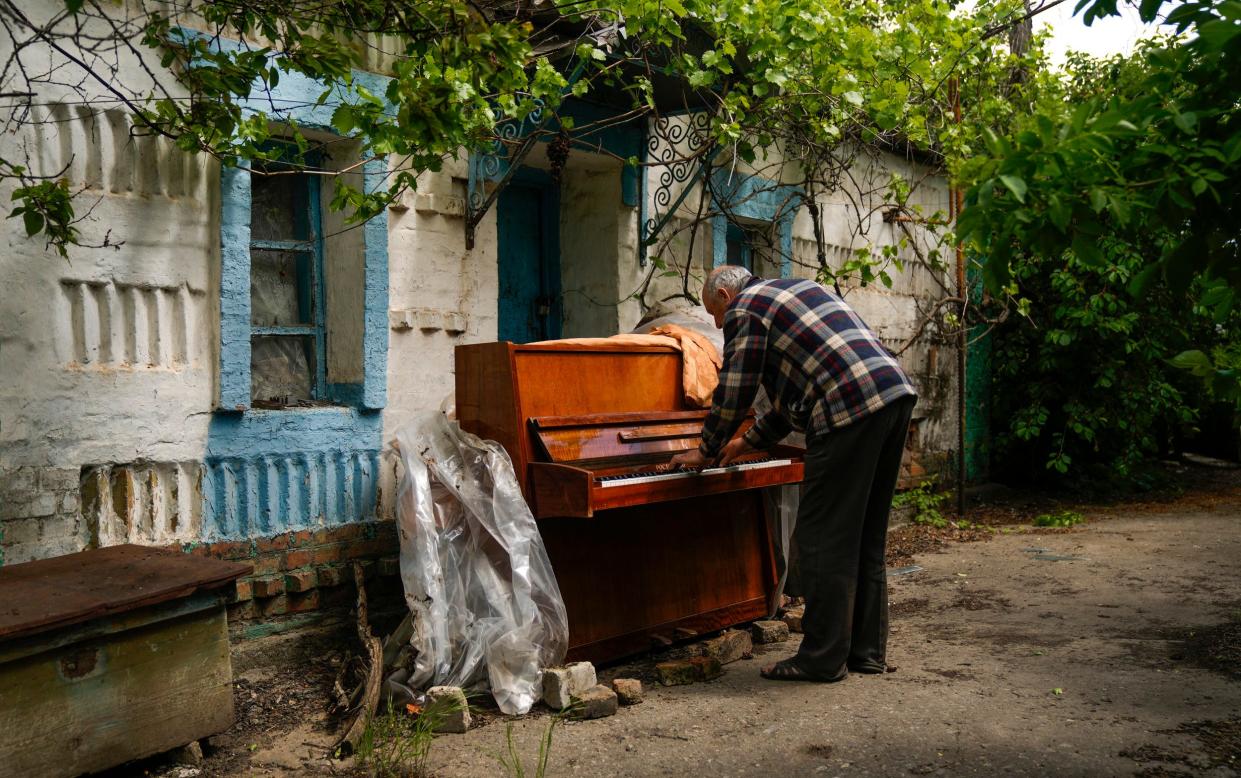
(532, 324, 722, 407)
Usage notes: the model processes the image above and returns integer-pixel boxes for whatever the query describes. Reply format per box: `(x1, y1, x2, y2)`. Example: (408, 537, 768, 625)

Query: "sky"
(1034, 1, 1164, 65)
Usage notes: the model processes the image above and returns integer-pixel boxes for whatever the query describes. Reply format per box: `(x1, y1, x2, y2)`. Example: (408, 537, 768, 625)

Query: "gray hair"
(704, 265, 753, 299)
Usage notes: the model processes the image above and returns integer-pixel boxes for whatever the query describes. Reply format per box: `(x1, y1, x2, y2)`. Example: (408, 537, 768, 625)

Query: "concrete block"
(1, 517, 41, 546)
(1, 467, 37, 493)
(752, 620, 791, 644)
(700, 629, 752, 664)
(39, 467, 80, 492)
(611, 678, 644, 706)
(783, 606, 805, 633)
(59, 493, 79, 513)
(426, 686, 471, 733)
(571, 685, 618, 719)
(567, 661, 597, 694)
(0, 493, 56, 520)
(389, 310, 414, 331)
(168, 740, 203, 765)
(413, 193, 465, 217)
(542, 661, 597, 709)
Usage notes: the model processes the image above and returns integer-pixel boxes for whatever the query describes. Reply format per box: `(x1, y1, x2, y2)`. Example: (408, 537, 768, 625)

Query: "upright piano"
(456, 340, 804, 662)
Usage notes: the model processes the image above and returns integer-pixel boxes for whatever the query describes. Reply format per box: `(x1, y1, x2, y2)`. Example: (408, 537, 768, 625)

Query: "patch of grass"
(893, 481, 948, 528)
(496, 711, 566, 778)
(356, 694, 463, 778)
(1033, 510, 1085, 528)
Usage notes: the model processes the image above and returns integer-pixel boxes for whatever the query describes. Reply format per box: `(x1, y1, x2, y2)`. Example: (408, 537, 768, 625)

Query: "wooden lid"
(0, 544, 251, 642)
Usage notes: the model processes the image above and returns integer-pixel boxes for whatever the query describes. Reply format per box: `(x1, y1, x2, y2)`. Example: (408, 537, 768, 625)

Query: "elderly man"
(671, 265, 917, 682)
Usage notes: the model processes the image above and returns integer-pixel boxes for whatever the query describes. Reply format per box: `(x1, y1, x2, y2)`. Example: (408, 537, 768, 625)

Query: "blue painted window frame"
(710, 170, 801, 278)
(248, 148, 330, 402)
(212, 57, 390, 412)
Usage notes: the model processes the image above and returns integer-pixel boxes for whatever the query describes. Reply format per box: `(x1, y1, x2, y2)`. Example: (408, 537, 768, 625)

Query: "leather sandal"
(759, 659, 847, 683)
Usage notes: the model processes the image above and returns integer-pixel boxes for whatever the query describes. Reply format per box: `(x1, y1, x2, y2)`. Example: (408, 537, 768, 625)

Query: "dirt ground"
(134, 465, 1241, 777)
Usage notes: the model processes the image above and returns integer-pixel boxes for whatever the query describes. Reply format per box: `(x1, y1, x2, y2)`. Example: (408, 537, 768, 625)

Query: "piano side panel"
(540, 491, 776, 663)
(455, 342, 527, 473)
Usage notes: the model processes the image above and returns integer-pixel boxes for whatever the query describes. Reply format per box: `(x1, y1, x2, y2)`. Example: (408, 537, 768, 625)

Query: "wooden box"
(0, 545, 250, 777)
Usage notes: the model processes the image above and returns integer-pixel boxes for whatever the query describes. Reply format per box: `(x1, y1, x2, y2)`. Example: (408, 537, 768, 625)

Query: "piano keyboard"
(596, 457, 794, 488)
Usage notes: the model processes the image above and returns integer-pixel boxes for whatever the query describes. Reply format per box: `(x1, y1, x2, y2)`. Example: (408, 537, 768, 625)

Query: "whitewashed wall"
(0, 3, 959, 565)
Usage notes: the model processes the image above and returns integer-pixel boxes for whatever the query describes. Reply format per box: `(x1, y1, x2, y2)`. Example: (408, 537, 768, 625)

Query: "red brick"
(257, 594, 289, 618)
(291, 529, 314, 545)
(283, 548, 312, 569)
(345, 538, 394, 560)
(228, 600, 258, 621)
(255, 533, 292, 554)
(311, 544, 344, 566)
(284, 569, 316, 593)
(232, 579, 254, 602)
(250, 555, 283, 576)
(316, 565, 346, 588)
(251, 576, 286, 599)
(286, 590, 321, 614)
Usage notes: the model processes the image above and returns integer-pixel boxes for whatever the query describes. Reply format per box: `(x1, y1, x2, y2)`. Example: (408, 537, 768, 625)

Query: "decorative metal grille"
(640, 111, 716, 263)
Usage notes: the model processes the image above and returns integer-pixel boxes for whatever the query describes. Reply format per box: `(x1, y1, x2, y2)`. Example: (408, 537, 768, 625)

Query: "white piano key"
(596, 458, 795, 488)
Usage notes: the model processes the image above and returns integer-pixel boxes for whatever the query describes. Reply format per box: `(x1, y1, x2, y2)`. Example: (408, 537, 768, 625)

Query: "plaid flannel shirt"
(699, 276, 917, 458)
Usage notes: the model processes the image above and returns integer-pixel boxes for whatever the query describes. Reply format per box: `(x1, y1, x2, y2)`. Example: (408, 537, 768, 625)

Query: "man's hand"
(670, 448, 710, 470)
(717, 436, 756, 466)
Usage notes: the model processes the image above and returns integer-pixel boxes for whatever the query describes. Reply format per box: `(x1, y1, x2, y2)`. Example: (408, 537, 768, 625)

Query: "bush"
(1032, 510, 1085, 528)
(893, 481, 948, 528)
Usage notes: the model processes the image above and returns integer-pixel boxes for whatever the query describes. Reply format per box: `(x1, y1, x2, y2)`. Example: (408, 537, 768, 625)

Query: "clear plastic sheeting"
(392, 412, 568, 715)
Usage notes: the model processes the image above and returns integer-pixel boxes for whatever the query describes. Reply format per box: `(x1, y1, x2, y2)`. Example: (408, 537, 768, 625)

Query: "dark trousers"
(792, 396, 915, 678)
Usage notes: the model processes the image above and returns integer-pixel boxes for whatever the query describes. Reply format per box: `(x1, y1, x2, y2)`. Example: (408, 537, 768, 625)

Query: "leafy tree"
(957, 0, 1241, 409)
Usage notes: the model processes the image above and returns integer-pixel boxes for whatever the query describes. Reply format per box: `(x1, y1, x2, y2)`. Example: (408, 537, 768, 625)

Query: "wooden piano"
(456, 340, 804, 663)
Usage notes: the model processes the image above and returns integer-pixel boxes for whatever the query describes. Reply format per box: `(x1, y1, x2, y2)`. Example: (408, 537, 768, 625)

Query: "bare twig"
(332, 562, 384, 757)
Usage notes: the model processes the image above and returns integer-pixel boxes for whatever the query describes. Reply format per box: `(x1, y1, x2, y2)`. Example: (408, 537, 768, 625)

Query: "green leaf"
(1169, 350, 1214, 377)
(1071, 234, 1105, 267)
(999, 175, 1027, 203)
(22, 210, 44, 237)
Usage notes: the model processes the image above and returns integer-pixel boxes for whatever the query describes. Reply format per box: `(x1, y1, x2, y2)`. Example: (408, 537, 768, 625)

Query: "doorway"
(497, 168, 561, 343)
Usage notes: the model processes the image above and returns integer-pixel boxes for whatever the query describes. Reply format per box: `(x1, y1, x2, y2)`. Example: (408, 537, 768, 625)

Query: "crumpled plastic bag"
(392, 412, 568, 714)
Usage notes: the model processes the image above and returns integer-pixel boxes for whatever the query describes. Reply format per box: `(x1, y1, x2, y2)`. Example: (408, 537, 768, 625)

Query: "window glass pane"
(251, 165, 310, 241)
(251, 335, 315, 406)
(251, 249, 313, 326)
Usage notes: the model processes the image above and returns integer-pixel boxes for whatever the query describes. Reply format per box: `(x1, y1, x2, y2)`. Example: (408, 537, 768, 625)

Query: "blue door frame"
(497, 167, 562, 343)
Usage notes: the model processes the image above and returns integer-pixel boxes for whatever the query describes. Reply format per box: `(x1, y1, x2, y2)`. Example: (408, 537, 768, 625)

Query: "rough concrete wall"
(0, 3, 961, 566)
(560, 167, 622, 338)
(380, 157, 497, 516)
(0, 100, 220, 564)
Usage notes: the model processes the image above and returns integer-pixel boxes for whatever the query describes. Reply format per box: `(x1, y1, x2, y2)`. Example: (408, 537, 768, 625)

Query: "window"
(711, 171, 800, 278)
(246, 151, 328, 408)
(725, 222, 766, 273)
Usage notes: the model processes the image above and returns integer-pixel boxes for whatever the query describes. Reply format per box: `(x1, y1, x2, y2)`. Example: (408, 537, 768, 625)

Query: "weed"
(893, 481, 948, 528)
(1033, 510, 1085, 528)
(356, 694, 462, 778)
(496, 710, 567, 778)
